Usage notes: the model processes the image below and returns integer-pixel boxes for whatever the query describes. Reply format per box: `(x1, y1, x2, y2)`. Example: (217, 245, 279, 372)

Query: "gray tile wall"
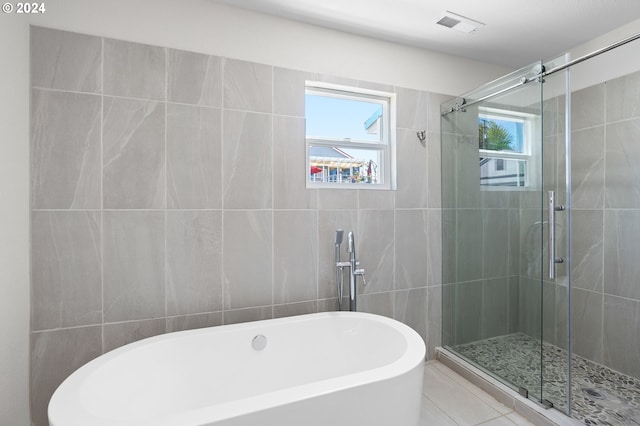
(544, 72, 640, 380)
(29, 26, 447, 425)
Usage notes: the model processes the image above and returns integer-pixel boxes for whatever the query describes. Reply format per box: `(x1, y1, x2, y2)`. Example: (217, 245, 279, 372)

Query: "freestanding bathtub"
(48, 311, 425, 426)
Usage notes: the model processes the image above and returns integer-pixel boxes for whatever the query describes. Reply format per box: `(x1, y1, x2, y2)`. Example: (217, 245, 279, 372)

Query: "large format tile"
(395, 86, 429, 130)
(103, 319, 166, 353)
(223, 58, 272, 113)
(605, 118, 640, 208)
(222, 110, 272, 209)
(167, 103, 222, 209)
(167, 49, 222, 107)
(358, 210, 394, 293)
(603, 295, 640, 379)
(606, 69, 640, 122)
(103, 38, 165, 100)
(273, 210, 318, 304)
(31, 211, 101, 331)
(419, 395, 456, 425)
(483, 209, 509, 279)
(571, 83, 605, 130)
(273, 116, 317, 209)
(103, 97, 165, 209)
(571, 288, 603, 363)
(395, 209, 428, 290)
(604, 209, 640, 300)
(571, 210, 603, 292)
(273, 67, 309, 117)
(482, 278, 509, 339)
(223, 210, 272, 309)
(395, 288, 427, 342)
(31, 90, 101, 209)
(31, 27, 101, 93)
(395, 128, 428, 208)
(31, 326, 102, 426)
(166, 211, 222, 316)
(103, 211, 165, 322)
(456, 209, 484, 282)
(571, 126, 605, 209)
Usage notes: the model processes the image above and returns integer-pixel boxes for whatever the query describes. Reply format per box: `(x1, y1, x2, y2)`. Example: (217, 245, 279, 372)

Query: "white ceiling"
(212, 0, 640, 68)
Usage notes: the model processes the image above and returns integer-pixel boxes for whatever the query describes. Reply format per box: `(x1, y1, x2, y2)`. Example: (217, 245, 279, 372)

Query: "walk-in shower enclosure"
(441, 43, 640, 424)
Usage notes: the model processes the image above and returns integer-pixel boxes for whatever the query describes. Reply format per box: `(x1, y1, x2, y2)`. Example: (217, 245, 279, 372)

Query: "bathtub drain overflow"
(252, 334, 267, 351)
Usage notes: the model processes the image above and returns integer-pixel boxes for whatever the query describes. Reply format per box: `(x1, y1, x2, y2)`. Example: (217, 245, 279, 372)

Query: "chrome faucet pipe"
(346, 231, 366, 312)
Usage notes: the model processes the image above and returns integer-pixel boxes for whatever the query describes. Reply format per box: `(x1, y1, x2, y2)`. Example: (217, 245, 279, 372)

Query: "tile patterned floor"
(421, 361, 535, 425)
(451, 333, 640, 425)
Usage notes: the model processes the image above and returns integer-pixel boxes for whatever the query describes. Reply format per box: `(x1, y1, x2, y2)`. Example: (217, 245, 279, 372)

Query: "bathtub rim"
(48, 311, 426, 426)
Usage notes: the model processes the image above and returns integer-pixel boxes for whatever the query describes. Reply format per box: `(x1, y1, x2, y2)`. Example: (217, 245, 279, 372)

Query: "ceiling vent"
(437, 11, 485, 34)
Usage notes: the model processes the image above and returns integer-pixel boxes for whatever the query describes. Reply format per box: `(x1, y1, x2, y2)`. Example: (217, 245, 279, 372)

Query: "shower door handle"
(548, 190, 565, 279)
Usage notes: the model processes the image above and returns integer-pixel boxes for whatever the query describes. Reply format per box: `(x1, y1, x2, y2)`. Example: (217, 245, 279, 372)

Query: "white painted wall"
(563, 17, 640, 90)
(29, 0, 509, 95)
(0, 13, 31, 426)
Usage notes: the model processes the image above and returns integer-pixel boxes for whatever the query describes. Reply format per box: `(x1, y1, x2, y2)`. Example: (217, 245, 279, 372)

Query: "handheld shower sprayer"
(335, 230, 344, 310)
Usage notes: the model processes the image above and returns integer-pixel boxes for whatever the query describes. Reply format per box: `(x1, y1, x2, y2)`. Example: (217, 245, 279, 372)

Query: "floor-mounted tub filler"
(48, 312, 425, 426)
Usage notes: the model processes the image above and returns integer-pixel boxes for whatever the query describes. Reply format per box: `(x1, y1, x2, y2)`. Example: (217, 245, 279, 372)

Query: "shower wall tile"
(427, 131, 442, 208)
(571, 83, 605, 130)
(606, 69, 640, 122)
(273, 67, 309, 117)
(394, 288, 427, 342)
(482, 278, 509, 339)
(603, 295, 640, 378)
(357, 291, 394, 319)
(605, 118, 640, 208)
(358, 210, 394, 293)
(395, 86, 429, 130)
(167, 103, 222, 209)
(273, 116, 317, 209)
(483, 209, 509, 279)
(223, 58, 272, 113)
(103, 97, 165, 209)
(427, 209, 442, 287)
(223, 306, 273, 325)
(103, 38, 165, 100)
(167, 312, 223, 332)
(317, 189, 358, 210)
(395, 128, 428, 208)
(222, 110, 272, 209)
(273, 210, 318, 304)
(456, 209, 483, 283)
(31, 90, 101, 209)
(358, 189, 395, 210)
(454, 135, 482, 209)
(508, 276, 519, 335)
(31, 27, 101, 93)
(166, 211, 222, 316)
(427, 93, 453, 133)
(571, 126, 605, 209)
(103, 319, 166, 353)
(31, 211, 102, 331)
(426, 285, 442, 359)
(317, 210, 357, 299)
(395, 209, 428, 290)
(455, 281, 483, 345)
(103, 211, 165, 322)
(30, 326, 102, 426)
(604, 209, 640, 300)
(223, 210, 273, 309)
(274, 301, 318, 318)
(570, 289, 603, 364)
(571, 210, 603, 292)
(167, 49, 222, 107)
(517, 276, 541, 338)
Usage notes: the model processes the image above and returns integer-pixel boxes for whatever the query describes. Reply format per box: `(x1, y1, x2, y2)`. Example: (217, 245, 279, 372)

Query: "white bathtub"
(48, 311, 425, 426)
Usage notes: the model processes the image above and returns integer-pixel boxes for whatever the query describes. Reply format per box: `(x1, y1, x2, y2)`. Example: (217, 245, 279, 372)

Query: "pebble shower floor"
(453, 334, 640, 425)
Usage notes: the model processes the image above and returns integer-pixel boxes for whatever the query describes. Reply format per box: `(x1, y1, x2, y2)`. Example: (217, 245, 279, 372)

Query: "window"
(305, 82, 396, 189)
(478, 107, 539, 189)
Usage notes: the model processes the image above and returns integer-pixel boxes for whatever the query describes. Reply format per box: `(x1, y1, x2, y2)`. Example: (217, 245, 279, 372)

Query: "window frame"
(305, 81, 396, 190)
(478, 106, 540, 190)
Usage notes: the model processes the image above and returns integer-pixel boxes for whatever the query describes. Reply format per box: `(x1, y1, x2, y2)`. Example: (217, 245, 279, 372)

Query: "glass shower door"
(441, 61, 553, 407)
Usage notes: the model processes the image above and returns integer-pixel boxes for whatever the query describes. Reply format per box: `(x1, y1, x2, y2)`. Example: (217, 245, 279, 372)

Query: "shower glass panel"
(441, 60, 569, 410)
